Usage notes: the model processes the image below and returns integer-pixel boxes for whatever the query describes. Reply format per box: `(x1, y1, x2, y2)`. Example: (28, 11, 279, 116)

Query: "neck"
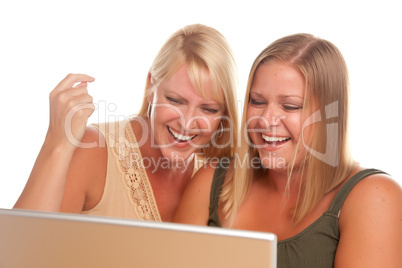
(264, 167, 304, 194)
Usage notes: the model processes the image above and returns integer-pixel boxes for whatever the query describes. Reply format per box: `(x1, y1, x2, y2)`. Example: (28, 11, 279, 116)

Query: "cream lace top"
(81, 119, 204, 221)
(81, 119, 161, 221)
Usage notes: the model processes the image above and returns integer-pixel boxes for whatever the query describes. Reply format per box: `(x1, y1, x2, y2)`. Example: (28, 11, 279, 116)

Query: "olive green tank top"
(208, 162, 386, 268)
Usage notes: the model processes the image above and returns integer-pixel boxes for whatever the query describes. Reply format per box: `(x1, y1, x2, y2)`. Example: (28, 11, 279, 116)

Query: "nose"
(180, 106, 201, 132)
(257, 105, 283, 129)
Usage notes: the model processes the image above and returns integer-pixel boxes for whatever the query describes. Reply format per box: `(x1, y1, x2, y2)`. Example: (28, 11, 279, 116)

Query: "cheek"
(245, 107, 261, 129)
(202, 115, 222, 134)
(285, 114, 303, 140)
(246, 124, 260, 146)
(301, 123, 313, 146)
(246, 106, 256, 121)
(153, 105, 182, 123)
(244, 110, 261, 144)
(298, 109, 317, 146)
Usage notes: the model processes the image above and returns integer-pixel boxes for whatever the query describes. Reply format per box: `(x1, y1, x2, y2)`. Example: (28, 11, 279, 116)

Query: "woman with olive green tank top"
(173, 33, 402, 267)
(208, 163, 387, 267)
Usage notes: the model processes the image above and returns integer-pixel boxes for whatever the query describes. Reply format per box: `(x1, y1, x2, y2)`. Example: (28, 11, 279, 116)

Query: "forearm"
(14, 73, 95, 212)
(13, 141, 75, 211)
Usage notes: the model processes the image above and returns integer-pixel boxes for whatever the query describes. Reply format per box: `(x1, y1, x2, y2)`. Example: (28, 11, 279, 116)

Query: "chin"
(161, 149, 195, 163)
(258, 153, 287, 170)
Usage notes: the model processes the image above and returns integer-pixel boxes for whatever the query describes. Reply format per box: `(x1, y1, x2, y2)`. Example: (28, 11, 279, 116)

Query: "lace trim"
(109, 119, 161, 221)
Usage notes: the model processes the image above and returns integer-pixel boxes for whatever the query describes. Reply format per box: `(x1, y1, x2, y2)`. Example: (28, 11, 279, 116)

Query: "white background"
(0, 0, 401, 209)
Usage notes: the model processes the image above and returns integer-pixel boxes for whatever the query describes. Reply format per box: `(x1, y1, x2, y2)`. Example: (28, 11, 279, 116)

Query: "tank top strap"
(209, 158, 230, 208)
(327, 169, 387, 214)
(208, 158, 230, 227)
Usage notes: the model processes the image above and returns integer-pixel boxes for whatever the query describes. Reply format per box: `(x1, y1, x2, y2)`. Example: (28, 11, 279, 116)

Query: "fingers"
(49, 76, 95, 121)
(52, 91, 94, 113)
(50, 75, 93, 101)
(68, 93, 94, 108)
(67, 94, 96, 119)
(73, 82, 88, 88)
(46, 74, 97, 148)
(68, 82, 91, 97)
(54, 73, 95, 94)
(50, 86, 91, 106)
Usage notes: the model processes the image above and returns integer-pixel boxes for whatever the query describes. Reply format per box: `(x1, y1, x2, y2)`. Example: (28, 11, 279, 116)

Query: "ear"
(147, 92, 154, 103)
(147, 72, 153, 86)
(147, 72, 154, 103)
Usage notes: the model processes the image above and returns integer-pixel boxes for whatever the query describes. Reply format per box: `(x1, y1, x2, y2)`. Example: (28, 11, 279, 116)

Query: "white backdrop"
(0, 0, 401, 209)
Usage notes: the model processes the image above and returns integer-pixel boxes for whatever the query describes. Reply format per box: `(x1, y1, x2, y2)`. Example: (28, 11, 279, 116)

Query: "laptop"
(0, 208, 276, 268)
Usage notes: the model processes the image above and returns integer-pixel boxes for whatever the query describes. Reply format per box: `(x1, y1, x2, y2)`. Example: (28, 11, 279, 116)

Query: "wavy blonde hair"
(138, 24, 238, 158)
(221, 33, 355, 224)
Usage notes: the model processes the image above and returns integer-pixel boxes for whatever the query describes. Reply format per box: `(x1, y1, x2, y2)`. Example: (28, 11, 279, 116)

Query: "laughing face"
(246, 62, 310, 170)
(148, 64, 224, 162)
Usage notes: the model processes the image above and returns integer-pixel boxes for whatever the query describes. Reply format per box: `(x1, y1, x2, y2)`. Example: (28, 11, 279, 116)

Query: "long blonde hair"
(221, 33, 355, 224)
(138, 24, 238, 158)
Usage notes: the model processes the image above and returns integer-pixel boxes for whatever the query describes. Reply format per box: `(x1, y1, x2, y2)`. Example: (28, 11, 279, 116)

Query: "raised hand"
(46, 73, 95, 150)
(13, 74, 96, 211)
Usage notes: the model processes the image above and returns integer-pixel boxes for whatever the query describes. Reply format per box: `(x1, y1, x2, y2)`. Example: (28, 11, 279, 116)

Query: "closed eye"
(202, 107, 219, 114)
(283, 105, 303, 111)
(166, 96, 182, 104)
(249, 98, 266, 106)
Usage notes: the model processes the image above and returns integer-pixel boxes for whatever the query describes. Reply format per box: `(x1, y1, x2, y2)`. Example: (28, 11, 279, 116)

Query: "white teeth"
(261, 134, 290, 142)
(168, 127, 196, 141)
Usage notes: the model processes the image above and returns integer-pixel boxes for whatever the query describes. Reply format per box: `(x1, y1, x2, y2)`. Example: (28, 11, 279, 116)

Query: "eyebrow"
(249, 91, 303, 100)
(165, 91, 187, 102)
(165, 91, 222, 107)
(279, 95, 304, 100)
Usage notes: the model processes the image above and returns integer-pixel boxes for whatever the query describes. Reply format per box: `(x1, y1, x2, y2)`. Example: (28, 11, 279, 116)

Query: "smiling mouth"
(261, 134, 290, 146)
(168, 126, 197, 142)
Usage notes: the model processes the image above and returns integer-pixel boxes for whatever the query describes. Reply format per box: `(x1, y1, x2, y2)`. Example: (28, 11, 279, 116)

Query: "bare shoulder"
(342, 171, 401, 212)
(192, 161, 220, 189)
(129, 116, 148, 140)
(184, 161, 219, 206)
(72, 125, 107, 167)
(61, 125, 108, 212)
(340, 170, 402, 224)
(336, 169, 402, 267)
(173, 162, 219, 225)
